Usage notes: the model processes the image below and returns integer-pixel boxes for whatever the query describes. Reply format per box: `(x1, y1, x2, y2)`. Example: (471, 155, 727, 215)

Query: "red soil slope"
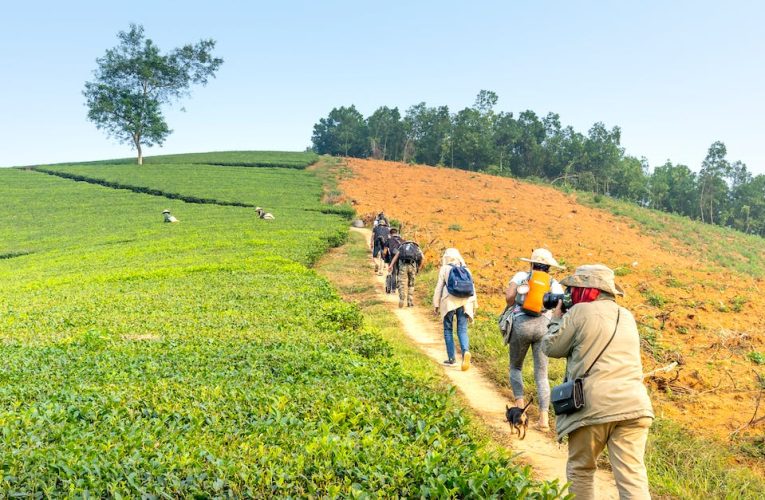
(340, 158, 765, 445)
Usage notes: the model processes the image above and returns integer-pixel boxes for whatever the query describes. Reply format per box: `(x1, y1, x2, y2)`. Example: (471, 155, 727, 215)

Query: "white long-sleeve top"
(432, 248, 478, 319)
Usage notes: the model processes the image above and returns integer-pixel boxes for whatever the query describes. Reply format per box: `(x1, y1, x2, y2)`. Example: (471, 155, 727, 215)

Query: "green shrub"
(641, 289, 666, 308)
(730, 295, 749, 312)
(613, 266, 633, 276)
(748, 351, 765, 365)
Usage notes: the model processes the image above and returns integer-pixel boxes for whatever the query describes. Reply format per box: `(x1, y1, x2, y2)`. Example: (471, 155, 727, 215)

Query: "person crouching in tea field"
(162, 209, 178, 223)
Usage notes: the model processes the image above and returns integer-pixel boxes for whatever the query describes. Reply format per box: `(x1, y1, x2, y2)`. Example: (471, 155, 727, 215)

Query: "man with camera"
(542, 264, 653, 500)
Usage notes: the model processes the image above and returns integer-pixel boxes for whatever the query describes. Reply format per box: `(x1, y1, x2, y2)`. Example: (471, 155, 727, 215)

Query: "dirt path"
(354, 227, 619, 497)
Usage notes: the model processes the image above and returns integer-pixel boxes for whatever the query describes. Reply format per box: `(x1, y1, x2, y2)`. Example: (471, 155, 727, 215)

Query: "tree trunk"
(134, 134, 143, 165)
(402, 138, 411, 163)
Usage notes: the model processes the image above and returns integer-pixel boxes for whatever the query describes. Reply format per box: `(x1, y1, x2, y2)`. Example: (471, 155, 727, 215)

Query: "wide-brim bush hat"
(520, 248, 564, 269)
(560, 264, 624, 296)
(162, 209, 171, 214)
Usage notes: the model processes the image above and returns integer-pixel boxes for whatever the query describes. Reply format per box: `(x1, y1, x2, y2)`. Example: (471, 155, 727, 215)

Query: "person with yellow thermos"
(504, 248, 565, 430)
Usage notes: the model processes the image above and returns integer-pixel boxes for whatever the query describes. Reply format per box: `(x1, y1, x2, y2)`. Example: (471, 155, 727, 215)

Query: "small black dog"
(505, 396, 534, 440)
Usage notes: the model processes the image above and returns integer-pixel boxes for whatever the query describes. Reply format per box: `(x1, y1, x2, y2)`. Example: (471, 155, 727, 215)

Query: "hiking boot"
(407, 299, 414, 307)
(461, 351, 471, 371)
(398, 300, 404, 308)
(374, 263, 379, 272)
(443, 358, 456, 366)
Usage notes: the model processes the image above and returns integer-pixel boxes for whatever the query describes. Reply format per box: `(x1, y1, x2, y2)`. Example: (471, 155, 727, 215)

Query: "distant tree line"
(311, 90, 765, 236)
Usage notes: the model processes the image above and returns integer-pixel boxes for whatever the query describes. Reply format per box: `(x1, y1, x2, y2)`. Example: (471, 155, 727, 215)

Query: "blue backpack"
(446, 265, 475, 297)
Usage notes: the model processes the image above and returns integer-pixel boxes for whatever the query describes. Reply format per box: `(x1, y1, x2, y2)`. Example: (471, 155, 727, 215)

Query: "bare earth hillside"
(339, 157, 765, 449)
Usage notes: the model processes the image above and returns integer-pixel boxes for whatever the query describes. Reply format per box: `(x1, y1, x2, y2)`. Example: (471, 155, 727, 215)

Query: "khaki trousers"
(397, 262, 417, 305)
(567, 417, 652, 500)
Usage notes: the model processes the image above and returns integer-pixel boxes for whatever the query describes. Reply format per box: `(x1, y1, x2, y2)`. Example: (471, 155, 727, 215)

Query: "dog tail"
(522, 395, 534, 412)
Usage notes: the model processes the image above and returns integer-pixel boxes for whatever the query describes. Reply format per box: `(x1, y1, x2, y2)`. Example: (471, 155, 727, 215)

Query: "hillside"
(0, 152, 562, 497)
(339, 158, 765, 470)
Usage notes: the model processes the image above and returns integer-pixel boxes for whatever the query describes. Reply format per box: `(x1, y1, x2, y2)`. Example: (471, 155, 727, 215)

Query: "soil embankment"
(339, 158, 765, 445)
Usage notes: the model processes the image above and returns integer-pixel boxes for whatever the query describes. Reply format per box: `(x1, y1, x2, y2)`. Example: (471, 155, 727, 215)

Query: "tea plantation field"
(50, 150, 319, 169)
(0, 154, 563, 497)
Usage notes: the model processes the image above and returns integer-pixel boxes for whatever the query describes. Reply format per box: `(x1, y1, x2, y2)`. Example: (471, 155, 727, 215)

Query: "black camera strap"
(582, 308, 620, 379)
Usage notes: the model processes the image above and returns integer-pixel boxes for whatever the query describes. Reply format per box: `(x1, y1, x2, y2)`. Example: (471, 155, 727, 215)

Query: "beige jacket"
(432, 249, 477, 319)
(543, 297, 653, 439)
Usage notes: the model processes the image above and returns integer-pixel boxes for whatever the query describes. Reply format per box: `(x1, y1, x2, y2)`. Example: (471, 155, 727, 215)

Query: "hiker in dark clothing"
(373, 211, 389, 228)
(383, 227, 402, 265)
(388, 239, 423, 308)
(382, 227, 403, 294)
(371, 219, 390, 275)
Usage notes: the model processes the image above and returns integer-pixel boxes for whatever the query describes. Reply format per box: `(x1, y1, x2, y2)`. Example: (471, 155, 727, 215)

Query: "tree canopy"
(83, 24, 223, 164)
(311, 90, 764, 236)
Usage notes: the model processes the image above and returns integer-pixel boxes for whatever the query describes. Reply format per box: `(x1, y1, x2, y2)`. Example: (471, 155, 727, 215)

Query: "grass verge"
(315, 230, 569, 498)
(577, 191, 765, 277)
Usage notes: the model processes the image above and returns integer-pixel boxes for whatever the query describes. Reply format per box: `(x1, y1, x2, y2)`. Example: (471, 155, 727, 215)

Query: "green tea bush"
(0, 158, 563, 497)
(49, 150, 318, 169)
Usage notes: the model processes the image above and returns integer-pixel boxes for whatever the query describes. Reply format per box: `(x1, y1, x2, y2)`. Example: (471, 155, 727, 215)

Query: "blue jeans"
(443, 307, 469, 361)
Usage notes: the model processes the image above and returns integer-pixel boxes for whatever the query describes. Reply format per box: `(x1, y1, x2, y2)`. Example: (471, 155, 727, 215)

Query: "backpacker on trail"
(373, 223, 390, 248)
(383, 228, 402, 264)
(397, 241, 422, 267)
(371, 219, 390, 276)
(504, 247, 565, 431)
(373, 211, 389, 227)
(389, 240, 424, 308)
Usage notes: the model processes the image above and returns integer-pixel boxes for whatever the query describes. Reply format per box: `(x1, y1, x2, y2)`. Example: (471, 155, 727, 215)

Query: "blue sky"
(2, 1, 763, 173)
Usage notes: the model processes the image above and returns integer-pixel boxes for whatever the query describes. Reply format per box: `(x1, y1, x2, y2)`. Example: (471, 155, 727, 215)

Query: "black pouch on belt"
(551, 310, 620, 416)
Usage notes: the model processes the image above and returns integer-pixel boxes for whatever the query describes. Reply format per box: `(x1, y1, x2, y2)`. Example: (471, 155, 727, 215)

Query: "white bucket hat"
(520, 248, 564, 269)
(560, 264, 624, 296)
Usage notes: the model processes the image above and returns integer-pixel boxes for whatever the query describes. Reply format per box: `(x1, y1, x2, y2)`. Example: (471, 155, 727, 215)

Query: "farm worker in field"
(162, 209, 178, 223)
(432, 248, 477, 371)
(543, 264, 653, 500)
(255, 207, 275, 220)
(388, 239, 423, 308)
(371, 219, 390, 275)
(504, 248, 565, 430)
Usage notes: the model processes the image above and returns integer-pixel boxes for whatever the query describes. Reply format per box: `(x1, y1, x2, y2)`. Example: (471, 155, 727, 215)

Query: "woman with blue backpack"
(432, 248, 477, 371)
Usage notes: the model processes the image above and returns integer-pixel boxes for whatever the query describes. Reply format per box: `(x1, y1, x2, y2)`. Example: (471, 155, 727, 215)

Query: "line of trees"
(311, 90, 765, 236)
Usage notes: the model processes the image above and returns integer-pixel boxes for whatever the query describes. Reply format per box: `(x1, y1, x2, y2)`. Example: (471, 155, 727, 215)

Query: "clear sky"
(2, 1, 763, 173)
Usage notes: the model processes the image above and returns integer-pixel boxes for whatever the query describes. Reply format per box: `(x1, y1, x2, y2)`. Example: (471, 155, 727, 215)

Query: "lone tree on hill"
(83, 24, 223, 165)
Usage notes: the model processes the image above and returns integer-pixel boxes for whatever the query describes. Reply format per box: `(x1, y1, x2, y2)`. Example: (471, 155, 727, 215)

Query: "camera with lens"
(543, 290, 573, 312)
